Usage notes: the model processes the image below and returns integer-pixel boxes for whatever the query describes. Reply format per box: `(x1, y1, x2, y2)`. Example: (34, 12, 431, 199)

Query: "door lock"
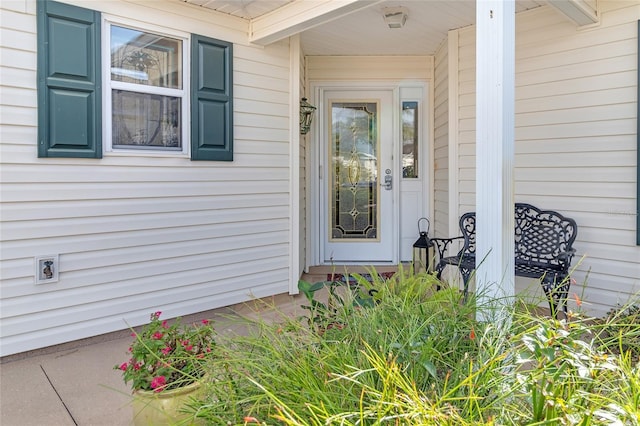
(381, 174, 392, 190)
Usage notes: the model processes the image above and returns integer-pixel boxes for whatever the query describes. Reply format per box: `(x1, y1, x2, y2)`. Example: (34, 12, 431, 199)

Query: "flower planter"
(131, 379, 204, 426)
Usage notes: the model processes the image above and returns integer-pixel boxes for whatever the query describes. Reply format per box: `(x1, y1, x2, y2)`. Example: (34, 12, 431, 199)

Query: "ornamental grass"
(178, 267, 639, 425)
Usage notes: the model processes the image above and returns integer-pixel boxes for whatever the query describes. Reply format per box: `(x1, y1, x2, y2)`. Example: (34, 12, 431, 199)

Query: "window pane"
(330, 102, 379, 240)
(111, 26, 182, 89)
(402, 101, 418, 178)
(112, 90, 181, 149)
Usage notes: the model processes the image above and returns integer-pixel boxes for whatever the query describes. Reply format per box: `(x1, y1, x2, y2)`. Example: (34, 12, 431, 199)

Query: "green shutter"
(191, 35, 233, 161)
(37, 0, 101, 158)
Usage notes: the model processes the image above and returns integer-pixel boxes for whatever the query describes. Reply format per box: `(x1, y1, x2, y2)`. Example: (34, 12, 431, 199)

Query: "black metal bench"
(433, 203, 578, 318)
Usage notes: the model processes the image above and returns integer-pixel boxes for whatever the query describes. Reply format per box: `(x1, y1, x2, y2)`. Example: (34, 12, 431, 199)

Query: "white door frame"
(308, 81, 402, 266)
(307, 80, 430, 268)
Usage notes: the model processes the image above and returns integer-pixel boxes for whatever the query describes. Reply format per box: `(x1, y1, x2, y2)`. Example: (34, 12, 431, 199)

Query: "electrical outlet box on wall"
(35, 255, 59, 284)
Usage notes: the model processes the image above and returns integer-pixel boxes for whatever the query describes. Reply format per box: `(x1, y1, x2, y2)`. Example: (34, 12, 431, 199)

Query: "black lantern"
(300, 97, 316, 135)
(413, 217, 434, 273)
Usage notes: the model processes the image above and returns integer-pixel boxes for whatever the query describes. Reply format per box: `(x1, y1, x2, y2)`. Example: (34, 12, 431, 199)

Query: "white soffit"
(180, 0, 548, 56)
(547, 0, 599, 26)
(182, 0, 294, 19)
(249, 0, 383, 45)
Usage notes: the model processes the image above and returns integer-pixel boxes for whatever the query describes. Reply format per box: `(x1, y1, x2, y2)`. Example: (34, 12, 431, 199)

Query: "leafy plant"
(297, 273, 375, 333)
(184, 269, 640, 425)
(115, 311, 216, 392)
(593, 302, 640, 361)
(515, 317, 619, 423)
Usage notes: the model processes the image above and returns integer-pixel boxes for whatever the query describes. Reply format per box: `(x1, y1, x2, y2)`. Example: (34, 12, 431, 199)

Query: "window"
(107, 25, 187, 153)
(401, 101, 419, 178)
(37, 0, 233, 161)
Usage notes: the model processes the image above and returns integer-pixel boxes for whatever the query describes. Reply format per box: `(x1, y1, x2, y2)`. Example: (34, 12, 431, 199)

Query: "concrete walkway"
(1, 332, 133, 425)
(0, 292, 313, 426)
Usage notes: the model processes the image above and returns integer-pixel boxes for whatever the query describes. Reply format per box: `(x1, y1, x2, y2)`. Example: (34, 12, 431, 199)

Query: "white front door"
(320, 89, 396, 263)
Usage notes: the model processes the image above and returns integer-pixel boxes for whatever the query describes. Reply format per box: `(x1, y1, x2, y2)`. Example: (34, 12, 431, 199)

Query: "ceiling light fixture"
(383, 6, 408, 29)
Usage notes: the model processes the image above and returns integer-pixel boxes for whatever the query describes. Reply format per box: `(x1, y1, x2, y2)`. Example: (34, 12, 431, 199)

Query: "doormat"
(327, 272, 395, 285)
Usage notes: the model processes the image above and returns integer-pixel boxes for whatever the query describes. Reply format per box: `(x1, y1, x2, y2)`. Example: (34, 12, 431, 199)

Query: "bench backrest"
(457, 211, 477, 256)
(514, 203, 577, 265)
(457, 203, 577, 265)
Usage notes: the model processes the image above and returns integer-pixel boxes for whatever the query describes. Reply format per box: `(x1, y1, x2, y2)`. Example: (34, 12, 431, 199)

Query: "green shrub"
(185, 269, 640, 425)
(593, 302, 640, 362)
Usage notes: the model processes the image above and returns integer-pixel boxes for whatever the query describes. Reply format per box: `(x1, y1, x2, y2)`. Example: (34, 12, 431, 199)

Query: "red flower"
(150, 376, 167, 392)
(469, 327, 476, 340)
(116, 311, 216, 393)
(243, 416, 260, 424)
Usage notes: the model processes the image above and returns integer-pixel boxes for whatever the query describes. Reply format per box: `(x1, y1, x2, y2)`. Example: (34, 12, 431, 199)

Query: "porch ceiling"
(180, 0, 547, 56)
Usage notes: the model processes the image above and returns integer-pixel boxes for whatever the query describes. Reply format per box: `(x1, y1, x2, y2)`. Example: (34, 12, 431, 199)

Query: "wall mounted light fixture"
(300, 97, 316, 135)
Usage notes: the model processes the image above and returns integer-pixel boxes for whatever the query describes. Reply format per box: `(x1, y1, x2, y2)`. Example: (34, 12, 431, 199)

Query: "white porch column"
(289, 34, 301, 294)
(475, 0, 515, 318)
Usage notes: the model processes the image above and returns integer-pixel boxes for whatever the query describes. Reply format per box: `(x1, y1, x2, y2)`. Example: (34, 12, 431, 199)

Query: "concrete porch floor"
(0, 265, 404, 425)
(0, 291, 313, 426)
(0, 268, 554, 425)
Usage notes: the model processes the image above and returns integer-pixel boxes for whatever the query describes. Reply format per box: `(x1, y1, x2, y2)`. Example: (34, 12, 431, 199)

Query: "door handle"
(381, 174, 392, 190)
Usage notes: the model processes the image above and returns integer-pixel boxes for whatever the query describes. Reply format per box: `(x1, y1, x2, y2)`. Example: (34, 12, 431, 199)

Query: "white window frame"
(400, 99, 421, 180)
(102, 16, 191, 156)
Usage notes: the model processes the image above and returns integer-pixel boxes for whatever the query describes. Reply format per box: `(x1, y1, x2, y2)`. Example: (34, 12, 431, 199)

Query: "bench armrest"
(557, 248, 577, 267)
(431, 236, 465, 260)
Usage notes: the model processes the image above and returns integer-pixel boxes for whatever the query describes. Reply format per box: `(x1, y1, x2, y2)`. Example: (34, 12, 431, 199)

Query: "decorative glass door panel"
(330, 102, 379, 241)
(322, 90, 395, 263)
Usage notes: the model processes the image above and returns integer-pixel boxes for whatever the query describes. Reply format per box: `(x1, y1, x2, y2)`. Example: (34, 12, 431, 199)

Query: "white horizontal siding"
(3, 270, 289, 355)
(455, 25, 476, 215)
(449, 3, 640, 316)
(2, 241, 289, 312)
(306, 56, 433, 81)
(0, 0, 293, 356)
